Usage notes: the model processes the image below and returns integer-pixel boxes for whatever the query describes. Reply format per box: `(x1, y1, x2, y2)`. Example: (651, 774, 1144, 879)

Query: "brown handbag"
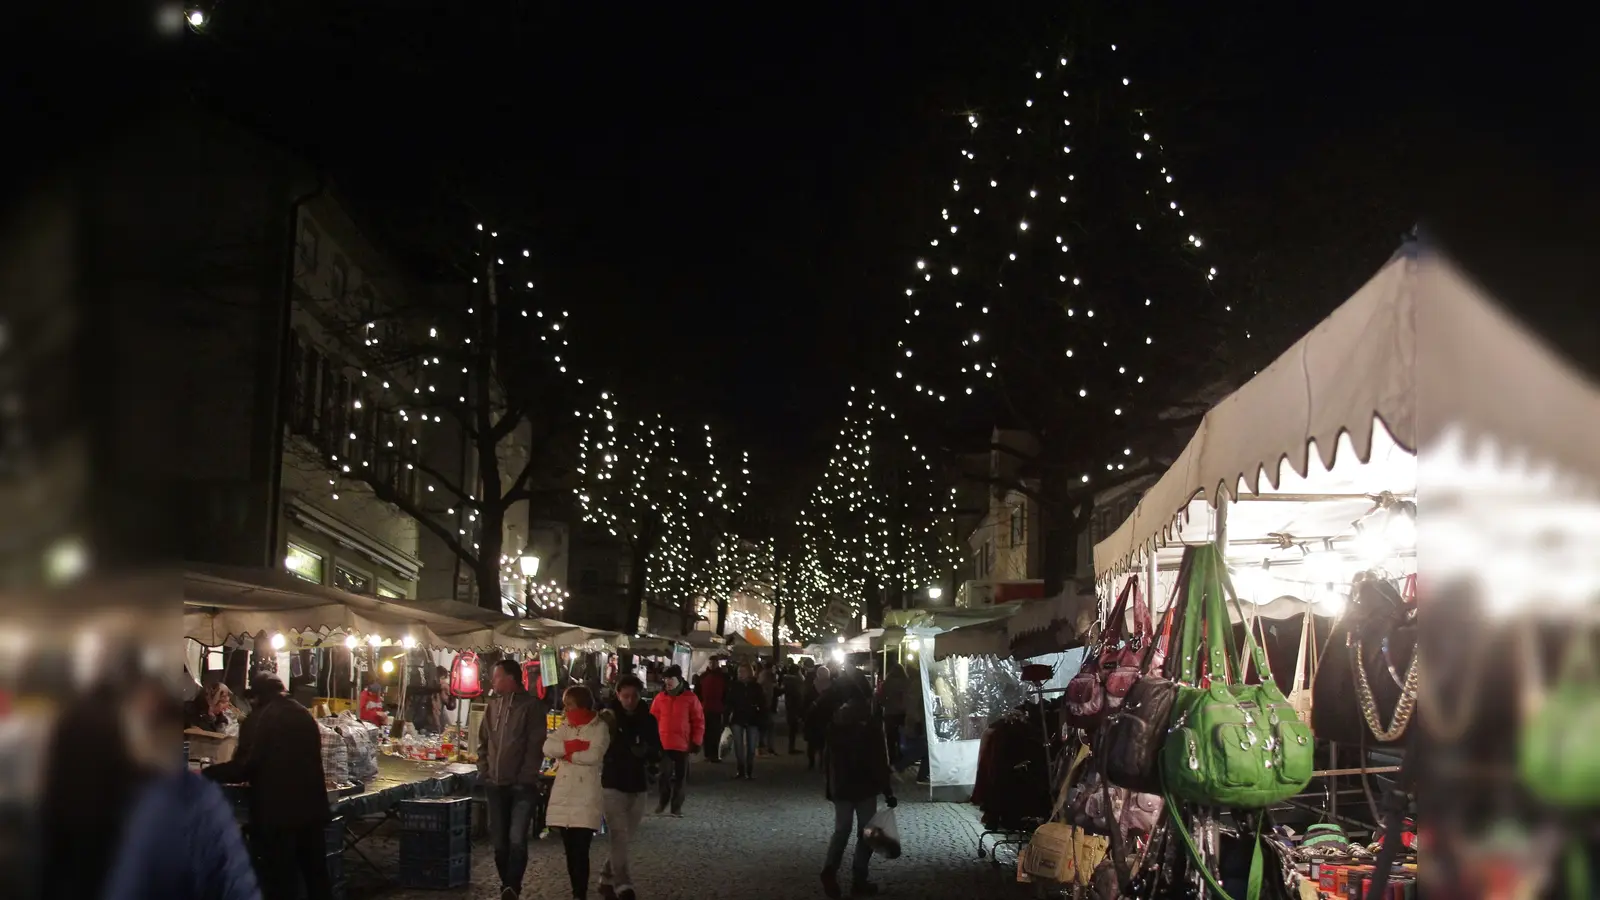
(1066, 577, 1151, 731)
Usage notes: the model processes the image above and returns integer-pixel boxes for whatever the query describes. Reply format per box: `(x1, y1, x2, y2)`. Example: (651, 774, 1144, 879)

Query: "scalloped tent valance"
(1094, 247, 1600, 578)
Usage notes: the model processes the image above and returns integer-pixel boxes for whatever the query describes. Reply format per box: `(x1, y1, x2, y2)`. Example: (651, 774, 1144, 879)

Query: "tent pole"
(1215, 494, 1230, 555)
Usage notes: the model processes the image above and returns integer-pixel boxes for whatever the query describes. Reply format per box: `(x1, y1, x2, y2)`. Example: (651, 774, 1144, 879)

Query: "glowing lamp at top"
(519, 554, 541, 578)
(344, 634, 358, 650)
(927, 585, 943, 600)
(269, 633, 287, 651)
(367, 634, 382, 648)
(381, 659, 395, 674)
(401, 634, 417, 650)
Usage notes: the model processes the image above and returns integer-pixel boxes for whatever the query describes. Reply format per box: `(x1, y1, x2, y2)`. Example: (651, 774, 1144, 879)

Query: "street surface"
(367, 724, 1041, 900)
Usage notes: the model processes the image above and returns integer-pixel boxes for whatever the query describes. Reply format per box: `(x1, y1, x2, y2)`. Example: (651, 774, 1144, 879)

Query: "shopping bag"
(862, 807, 901, 859)
(718, 727, 734, 760)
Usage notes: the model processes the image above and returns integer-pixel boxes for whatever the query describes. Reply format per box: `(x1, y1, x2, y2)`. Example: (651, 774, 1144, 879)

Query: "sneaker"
(501, 888, 519, 900)
(670, 811, 685, 818)
(821, 870, 842, 899)
(850, 881, 881, 896)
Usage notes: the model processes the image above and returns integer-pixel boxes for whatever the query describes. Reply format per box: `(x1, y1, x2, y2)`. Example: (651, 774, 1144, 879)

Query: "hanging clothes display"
(972, 706, 1051, 831)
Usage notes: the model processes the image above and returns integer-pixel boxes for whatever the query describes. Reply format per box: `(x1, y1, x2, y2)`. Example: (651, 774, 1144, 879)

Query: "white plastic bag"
(862, 807, 901, 859)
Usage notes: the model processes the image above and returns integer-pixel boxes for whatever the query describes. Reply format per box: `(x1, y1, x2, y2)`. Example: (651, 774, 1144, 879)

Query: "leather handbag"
(1102, 549, 1192, 794)
(1065, 577, 1147, 731)
(1519, 625, 1600, 807)
(1160, 546, 1315, 808)
(1312, 573, 1417, 747)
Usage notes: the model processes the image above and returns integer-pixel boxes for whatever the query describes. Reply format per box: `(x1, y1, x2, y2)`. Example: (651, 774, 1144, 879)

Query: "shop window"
(285, 542, 324, 584)
(376, 582, 403, 599)
(334, 564, 371, 595)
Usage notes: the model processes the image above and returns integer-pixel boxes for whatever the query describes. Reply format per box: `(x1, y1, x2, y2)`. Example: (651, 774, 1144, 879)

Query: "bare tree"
(297, 223, 586, 610)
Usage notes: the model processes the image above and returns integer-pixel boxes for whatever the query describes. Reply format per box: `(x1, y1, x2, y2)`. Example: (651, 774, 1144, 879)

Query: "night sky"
(31, 4, 1596, 486)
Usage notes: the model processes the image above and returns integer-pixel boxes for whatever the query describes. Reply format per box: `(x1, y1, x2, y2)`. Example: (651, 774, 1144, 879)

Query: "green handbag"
(1160, 545, 1315, 808)
(1518, 626, 1600, 807)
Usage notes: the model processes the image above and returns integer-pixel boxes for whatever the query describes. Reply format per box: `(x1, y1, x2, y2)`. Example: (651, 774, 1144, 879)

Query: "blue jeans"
(485, 784, 537, 891)
(824, 796, 877, 884)
(730, 723, 759, 774)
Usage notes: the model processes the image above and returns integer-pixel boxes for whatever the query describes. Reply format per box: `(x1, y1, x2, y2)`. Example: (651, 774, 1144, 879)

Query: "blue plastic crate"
(396, 797, 472, 832)
(324, 818, 347, 854)
(397, 851, 471, 889)
(400, 825, 471, 859)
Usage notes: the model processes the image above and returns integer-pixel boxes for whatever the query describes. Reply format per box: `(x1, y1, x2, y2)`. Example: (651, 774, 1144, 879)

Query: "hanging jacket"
(601, 701, 662, 794)
(649, 687, 705, 752)
(542, 711, 612, 830)
(725, 679, 767, 727)
(103, 770, 261, 900)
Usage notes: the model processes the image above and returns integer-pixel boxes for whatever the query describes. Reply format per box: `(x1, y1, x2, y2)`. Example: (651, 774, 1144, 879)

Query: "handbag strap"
(1177, 547, 1210, 685)
(1290, 608, 1313, 693)
(1103, 577, 1139, 649)
(1163, 787, 1266, 900)
(1208, 550, 1276, 686)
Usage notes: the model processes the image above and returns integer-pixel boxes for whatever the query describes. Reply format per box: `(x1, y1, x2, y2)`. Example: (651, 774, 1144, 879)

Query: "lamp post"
(927, 585, 943, 600)
(519, 554, 541, 617)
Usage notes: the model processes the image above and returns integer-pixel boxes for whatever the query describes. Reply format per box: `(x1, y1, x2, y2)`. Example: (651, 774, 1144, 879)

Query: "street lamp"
(520, 555, 541, 617)
(927, 585, 944, 600)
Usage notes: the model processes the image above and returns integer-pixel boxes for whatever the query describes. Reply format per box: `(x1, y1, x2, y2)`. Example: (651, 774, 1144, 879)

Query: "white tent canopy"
(932, 615, 1014, 660)
(1095, 247, 1600, 580)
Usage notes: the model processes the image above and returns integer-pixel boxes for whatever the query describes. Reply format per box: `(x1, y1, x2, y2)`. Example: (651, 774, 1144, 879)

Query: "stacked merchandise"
(972, 707, 1052, 831)
(396, 797, 472, 889)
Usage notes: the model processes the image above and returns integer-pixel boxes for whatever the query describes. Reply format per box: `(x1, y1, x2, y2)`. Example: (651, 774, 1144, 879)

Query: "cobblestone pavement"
(364, 727, 1041, 900)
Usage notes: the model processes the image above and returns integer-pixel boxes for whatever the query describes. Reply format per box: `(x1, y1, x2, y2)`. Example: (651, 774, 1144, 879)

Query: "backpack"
(448, 651, 483, 699)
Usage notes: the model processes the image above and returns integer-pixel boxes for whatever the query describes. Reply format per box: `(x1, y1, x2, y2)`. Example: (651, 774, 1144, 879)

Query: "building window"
(1009, 507, 1025, 547)
(285, 542, 323, 584)
(976, 541, 990, 578)
(334, 563, 371, 594)
(376, 582, 403, 599)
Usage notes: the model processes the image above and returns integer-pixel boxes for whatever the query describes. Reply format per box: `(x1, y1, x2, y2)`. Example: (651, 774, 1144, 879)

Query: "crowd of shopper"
(39, 650, 928, 900)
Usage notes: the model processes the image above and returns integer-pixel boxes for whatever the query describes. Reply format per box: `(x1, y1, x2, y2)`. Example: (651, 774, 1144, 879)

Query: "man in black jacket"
(203, 674, 332, 900)
(479, 659, 549, 900)
(598, 674, 660, 900)
(819, 681, 895, 899)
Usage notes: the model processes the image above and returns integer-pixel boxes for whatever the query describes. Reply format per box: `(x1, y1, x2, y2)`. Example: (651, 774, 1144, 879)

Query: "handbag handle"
(1191, 546, 1276, 687)
(1176, 547, 1210, 685)
(1102, 577, 1140, 650)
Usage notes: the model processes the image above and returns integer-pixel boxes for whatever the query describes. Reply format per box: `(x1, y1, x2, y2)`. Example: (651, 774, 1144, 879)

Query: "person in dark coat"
(782, 663, 807, 754)
(204, 674, 332, 900)
(598, 674, 661, 900)
(724, 662, 767, 780)
(819, 684, 896, 899)
(801, 665, 835, 770)
(693, 658, 728, 762)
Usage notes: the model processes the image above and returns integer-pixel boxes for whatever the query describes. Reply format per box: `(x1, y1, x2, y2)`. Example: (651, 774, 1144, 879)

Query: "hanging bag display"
(1518, 624, 1600, 807)
(1160, 545, 1314, 808)
(1066, 576, 1147, 731)
(1286, 608, 1316, 723)
(1311, 572, 1417, 747)
(1103, 548, 1194, 794)
(448, 650, 484, 699)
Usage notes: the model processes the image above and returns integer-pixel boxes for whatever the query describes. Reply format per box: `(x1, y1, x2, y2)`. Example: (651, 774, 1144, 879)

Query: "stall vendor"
(358, 681, 387, 727)
(186, 681, 234, 733)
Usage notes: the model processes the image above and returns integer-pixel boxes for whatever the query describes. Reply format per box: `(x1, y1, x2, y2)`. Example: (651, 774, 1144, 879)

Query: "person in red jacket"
(647, 665, 704, 817)
(693, 658, 728, 762)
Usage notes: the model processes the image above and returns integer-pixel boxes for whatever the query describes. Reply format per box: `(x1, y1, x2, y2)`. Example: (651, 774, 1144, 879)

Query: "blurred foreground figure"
(39, 677, 259, 900)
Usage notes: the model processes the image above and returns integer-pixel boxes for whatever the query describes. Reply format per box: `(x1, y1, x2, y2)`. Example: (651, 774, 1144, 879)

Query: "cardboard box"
(184, 727, 238, 763)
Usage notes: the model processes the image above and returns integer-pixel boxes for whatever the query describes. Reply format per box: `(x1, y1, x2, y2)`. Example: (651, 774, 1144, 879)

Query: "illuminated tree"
(301, 222, 585, 610)
(792, 388, 962, 638)
(889, 19, 1247, 549)
(574, 393, 750, 633)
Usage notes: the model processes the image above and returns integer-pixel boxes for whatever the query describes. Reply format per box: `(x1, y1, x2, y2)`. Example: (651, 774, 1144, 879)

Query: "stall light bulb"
(270, 632, 287, 651)
(367, 634, 382, 648)
(381, 659, 395, 674)
(401, 634, 417, 649)
(344, 634, 358, 650)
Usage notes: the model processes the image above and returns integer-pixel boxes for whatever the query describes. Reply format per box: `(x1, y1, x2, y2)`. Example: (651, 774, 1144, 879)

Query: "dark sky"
(35, 4, 1594, 488)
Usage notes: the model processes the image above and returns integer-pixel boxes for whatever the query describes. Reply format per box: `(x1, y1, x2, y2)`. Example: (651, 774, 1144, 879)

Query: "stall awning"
(932, 617, 1013, 660)
(1094, 247, 1600, 578)
(1005, 591, 1098, 651)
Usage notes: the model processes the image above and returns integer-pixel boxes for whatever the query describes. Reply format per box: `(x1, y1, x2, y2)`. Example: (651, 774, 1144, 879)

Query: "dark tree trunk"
(769, 576, 783, 667)
(715, 595, 729, 637)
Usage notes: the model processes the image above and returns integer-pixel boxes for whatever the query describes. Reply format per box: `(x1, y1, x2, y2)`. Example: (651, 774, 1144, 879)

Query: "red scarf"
(565, 707, 596, 727)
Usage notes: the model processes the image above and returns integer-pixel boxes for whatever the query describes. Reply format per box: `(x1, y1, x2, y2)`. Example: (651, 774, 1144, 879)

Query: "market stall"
(1021, 245, 1600, 897)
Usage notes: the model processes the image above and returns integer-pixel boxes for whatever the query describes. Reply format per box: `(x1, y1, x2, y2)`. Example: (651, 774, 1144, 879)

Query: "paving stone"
(361, 730, 1045, 900)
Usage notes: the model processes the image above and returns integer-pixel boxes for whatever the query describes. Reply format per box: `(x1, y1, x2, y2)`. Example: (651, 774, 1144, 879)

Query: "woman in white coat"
(543, 684, 612, 900)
